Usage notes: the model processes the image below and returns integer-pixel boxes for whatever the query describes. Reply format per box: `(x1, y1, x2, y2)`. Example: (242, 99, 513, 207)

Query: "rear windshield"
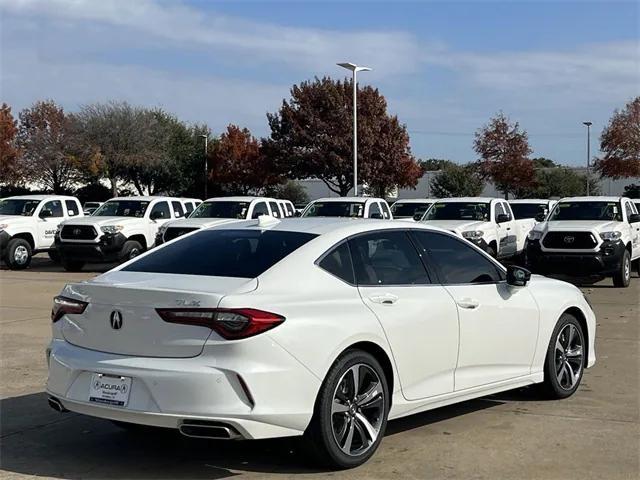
(390, 202, 432, 218)
(191, 201, 250, 219)
(510, 203, 548, 220)
(303, 201, 365, 218)
(123, 229, 317, 278)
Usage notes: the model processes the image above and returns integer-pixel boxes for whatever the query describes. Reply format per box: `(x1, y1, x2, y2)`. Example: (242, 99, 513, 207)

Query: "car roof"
(109, 196, 180, 202)
(4, 195, 76, 201)
(435, 197, 499, 203)
(393, 199, 435, 204)
(203, 196, 272, 202)
(311, 197, 385, 203)
(559, 196, 623, 202)
(509, 199, 554, 204)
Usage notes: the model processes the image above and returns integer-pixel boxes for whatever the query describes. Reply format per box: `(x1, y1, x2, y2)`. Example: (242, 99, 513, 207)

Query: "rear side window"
(381, 202, 392, 219)
(123, 230, 317, 278)
(269, 201, 281, 218)
(349, 231, 429, 285)
(412, 231, 504, 284)
(172, 201, 185, 218)
(368, 202, 382, 219)
(65, 200, 79, 216)
(318, 242, 355, 284)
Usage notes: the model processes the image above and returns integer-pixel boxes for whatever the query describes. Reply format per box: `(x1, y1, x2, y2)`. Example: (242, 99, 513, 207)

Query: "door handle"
(369, 294, 399, 305)
(457, 298, 480, 309)
(506, 227, 512, 231)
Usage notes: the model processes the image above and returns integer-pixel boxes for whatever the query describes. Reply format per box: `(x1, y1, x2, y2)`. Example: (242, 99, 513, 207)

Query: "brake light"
(51, 296, 88, 323)
(156, 308, 285, 339)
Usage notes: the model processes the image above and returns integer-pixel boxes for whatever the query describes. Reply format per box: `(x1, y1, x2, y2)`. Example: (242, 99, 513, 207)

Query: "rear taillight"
(51, 296, 88, 323)
(156, 308, 285, 340)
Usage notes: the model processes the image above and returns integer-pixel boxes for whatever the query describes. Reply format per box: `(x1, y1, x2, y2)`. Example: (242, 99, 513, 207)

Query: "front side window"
(510, 203, 548, 220)
(318, 242, 355, 284)
(65, 200, 79, 216)
(192, 201, 250, 219)
(549, 201, 623, 222)
(424, 202, 490, 221)
(412, 231, 504, 284)
(303, 201, 365, 218)
(150, 202, 170, 220)
(172, 201, 185, 218)
(0, 199, 41, 216)
(624, 201, 635, 219)
(123, 229, 317, 278)
(40, 200, 63, 218)
(349, 231, 429, 285)
(94, 200, 150, 217)
(251, 202, 269, 219)
(368, 202, 382, 218)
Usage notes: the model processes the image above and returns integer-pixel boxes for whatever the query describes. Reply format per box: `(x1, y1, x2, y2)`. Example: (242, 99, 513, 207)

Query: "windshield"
(303, 201, 365, 218)
(93, 200, 150, 218)
(549, 201, 623, 221)
(123, 229, 317, 278)
(84, 202, 100, 208)
(0, 199, 42, 216)
(390, 202, 432, 218)
(424, 202, 490, 221)
(190, 201, 250, 219)
(510, 203, 549, 220)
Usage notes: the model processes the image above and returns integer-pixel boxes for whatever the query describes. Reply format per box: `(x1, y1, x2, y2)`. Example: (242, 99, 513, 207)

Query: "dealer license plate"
(89, 373, 132, 407)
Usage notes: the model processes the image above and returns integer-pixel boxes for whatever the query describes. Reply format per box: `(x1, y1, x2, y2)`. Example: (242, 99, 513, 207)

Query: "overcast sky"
(1, 0, 638, 165)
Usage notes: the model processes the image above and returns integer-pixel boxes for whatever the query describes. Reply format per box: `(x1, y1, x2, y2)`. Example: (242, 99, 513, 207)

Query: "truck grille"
(61, 225, 98, 240)
(163, 227, 199, 242)
(542, 231, 597, 249)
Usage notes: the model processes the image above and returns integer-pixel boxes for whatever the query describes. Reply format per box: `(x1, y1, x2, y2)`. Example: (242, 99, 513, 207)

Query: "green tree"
(622, 183, 640, 199)
(515, 167, 599, 198)
(264, 180, 310, 204)
(264, 77, 422, 196)
(430, 163, 484, 198)
(531, 157, 557, 169)
(419, 158, 454, 171)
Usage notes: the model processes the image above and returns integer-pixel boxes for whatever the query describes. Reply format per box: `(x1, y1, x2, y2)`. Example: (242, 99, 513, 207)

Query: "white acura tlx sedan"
(46, 217, 596, 468)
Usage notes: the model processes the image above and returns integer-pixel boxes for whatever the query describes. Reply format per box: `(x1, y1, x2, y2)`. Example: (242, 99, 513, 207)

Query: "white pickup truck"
(0, 195, 84, 269)
(526, 196, 640, 287)
(55, 196, 185, 271)
(421, 197, 535, 259)
(302, 197, 393, 219)
(509, 199, 557, 223)
(390, 198, 436, 221)
(155, 196, 279, 245)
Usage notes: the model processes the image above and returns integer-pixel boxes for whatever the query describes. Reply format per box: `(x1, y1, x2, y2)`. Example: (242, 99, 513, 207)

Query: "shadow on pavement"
(0, 255, 114, 274)
(0, 390, 519, 479)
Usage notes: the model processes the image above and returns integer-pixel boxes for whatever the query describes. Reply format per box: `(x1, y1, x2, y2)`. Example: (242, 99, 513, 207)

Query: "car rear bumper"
(46, 338, 320, 439)
(527, 239, 625, 275)
(55, 233, 127, 263)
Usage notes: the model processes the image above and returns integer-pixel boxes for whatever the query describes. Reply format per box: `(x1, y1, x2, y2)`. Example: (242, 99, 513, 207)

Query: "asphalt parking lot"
(1, 256, 638, 480)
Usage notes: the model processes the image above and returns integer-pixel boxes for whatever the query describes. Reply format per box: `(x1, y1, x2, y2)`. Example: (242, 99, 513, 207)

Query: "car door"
(351, 230, 459, 400)
(36, 199, 64, 248)
(148, 201, 172, 242)
(412, 230, 539, 391)
(495, 202, 517, 257)
(624, 199, 640, 259)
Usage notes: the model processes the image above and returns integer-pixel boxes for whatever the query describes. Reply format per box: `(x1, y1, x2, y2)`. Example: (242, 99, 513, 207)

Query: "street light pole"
(337, 62, 371, 196)
(200, 134, 208, 199)
(583, 122, 592, 196)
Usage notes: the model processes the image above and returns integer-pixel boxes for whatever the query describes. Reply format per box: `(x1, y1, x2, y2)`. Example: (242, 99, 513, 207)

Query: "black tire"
(61, 259, 85, 272)
(612, 249, 631, 288)
(304, 350, 390, 469)
(4, 238, 32, 270)
(48, 250, 61, 263)
(541, 313, 585, 399)
(486, 243, 497, 258)
(635, 259, 640, 278)
(121, 240, 143, 262)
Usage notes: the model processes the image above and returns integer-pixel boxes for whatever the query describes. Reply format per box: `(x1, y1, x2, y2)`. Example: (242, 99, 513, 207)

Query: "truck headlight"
(100, 225, 124, 234)
(462, 231, 484, 240)
(0, 223, 7, 231)
(600, 231, 622, 241)
(528, 230, 543, 241)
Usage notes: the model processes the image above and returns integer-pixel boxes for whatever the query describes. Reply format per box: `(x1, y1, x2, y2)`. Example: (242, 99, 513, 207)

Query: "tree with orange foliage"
(211, 125, 281, 195)
(594, 97, 640, 179)
(474, 112, 535, 199)
(0, 103, 21, 184)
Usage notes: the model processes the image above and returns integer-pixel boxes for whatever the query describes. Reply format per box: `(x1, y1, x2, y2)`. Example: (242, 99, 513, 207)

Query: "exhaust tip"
(48, 396, 68, 413)
(178, 420, 242, 440)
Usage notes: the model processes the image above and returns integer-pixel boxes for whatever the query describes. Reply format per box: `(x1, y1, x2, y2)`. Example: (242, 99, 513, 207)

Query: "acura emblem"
(110, 310, 123, 330)
(563, 236, 575, 244)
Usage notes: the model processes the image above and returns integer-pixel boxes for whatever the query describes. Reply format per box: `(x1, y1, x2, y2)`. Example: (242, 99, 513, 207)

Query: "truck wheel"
(5, 238, 32, 270)
(612, 249, 631, 288)
(61, 259, 85, 272)
(48, 250, 61, 263)
(121, 240, 143, 262)
(486, 243, 497, 258)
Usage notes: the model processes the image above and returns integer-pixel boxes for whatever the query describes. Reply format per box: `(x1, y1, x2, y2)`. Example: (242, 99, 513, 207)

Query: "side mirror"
(413, 212, 424, 221)
(294, 211, 301, 217)
(497, 213, 510, 223)
(370, 212, 383, 219)
(629, 213, 640, 224)
(535, 213, 547, 222)
(40, 209, 53, 219)
(507, 265, 531, 287)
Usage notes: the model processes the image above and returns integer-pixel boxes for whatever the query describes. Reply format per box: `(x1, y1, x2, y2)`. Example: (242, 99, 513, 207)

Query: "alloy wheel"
(14, 246, 29, 265)
(624, 256, 630, 282)
(331, 364, 384, 457)
(129, 248, 140, 259)
(555, 324, 583, 390)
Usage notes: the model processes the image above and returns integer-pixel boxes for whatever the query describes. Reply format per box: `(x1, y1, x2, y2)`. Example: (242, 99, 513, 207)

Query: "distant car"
(509, 199, 557, 222)
(46, 217, 596, 468)
(156, 196, 279, 245)
(277, 199, 296, 217)
(0, 195, 83, 269)
(390, 199, 435, 221)
(302, 197, 393, 220)
(82, 202, 103, 215)
(180, 198, 202, 217)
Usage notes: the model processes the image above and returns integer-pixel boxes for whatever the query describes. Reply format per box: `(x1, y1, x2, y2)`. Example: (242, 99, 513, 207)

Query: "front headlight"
(528, 230, 543, 241)
(100, 225, 124, 234)
(462, 230, 484, 240)
(600, 231, 622, 241)
(0, 223, 8, 231)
